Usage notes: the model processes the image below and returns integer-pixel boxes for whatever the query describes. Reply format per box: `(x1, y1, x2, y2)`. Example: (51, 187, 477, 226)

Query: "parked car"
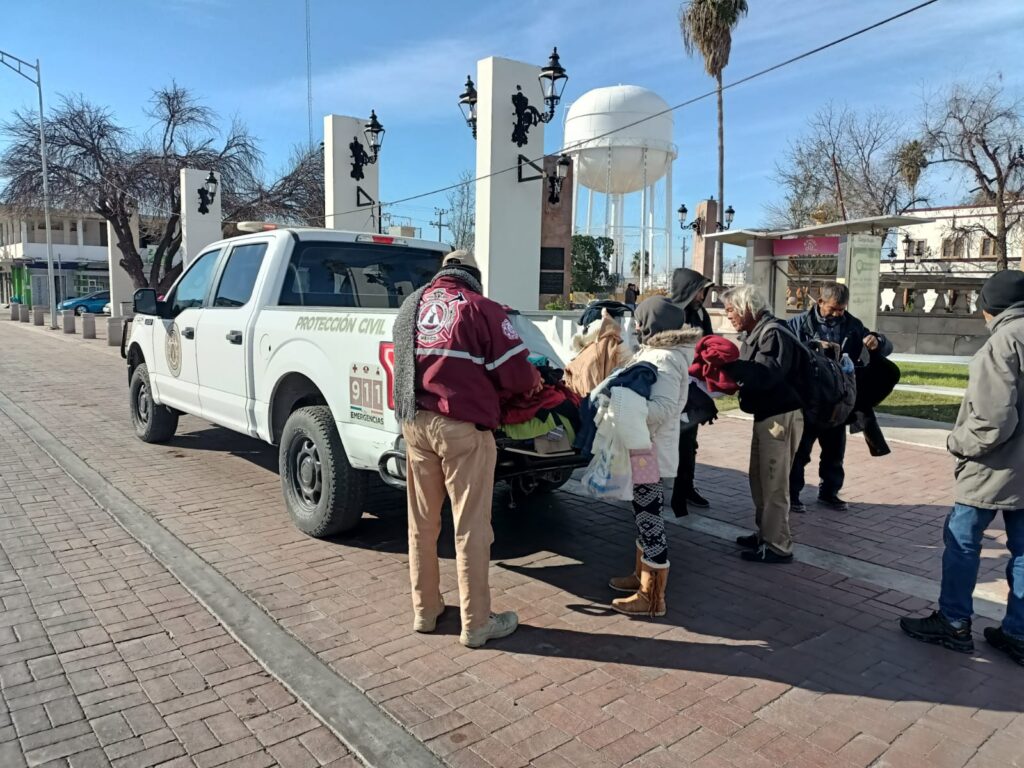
(58, 291, 110, 316)
(102, 302, 111, 316)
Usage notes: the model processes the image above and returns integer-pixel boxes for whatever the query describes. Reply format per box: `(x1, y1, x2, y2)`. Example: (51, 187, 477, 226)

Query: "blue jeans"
(939, 503, 1024, 638)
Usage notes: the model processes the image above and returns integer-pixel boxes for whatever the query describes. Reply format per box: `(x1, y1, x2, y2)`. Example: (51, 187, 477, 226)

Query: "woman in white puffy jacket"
(610, 298, 701, 617)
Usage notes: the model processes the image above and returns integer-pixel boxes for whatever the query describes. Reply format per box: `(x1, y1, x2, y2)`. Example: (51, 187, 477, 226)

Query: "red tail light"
(379, 342, 396, 410)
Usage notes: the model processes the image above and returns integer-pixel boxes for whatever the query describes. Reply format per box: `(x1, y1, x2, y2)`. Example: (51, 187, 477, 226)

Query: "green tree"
(571, 234, 615, 292)
(679, 0, 748, 285)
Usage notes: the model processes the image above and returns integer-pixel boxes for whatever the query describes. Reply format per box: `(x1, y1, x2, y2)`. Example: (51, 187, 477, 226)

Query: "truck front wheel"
(130, 363, 178, 443)
(279, 406, 367, 537)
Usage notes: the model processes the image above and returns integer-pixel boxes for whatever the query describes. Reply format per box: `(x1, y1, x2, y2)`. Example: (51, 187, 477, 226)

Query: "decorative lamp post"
(197, 171, 219, 215)
(458, 75, 478, 138)
(538, 47, 568, 123)
(723, 205, 735, 230)
(363, 110, 385, 162)
(677, 204, 688, 229)
(547, 154, 571, 204)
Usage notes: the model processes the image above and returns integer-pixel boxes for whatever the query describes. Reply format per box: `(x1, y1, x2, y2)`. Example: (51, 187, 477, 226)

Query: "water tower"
(563, 85, 677, 288)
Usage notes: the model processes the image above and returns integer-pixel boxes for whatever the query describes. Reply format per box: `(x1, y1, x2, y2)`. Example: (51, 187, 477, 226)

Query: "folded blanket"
(688, 334, 739, 394)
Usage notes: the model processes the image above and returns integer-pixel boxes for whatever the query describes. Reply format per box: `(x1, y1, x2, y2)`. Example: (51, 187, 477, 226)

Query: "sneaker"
(984, 626, 1024, 667)
(817, 493, 849, 511)
(413, 598, 446, 633)
(687, 489, 710, 509)
(899, 610, 974, 653)
(740, 545, 793, 564)
(460, 611, 519, 649)
(735, 533, 759, 550)
(791, 500, 807, 514)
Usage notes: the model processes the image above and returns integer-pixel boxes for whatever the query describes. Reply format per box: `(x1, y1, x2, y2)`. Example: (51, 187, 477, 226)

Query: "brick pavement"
(0, 380, 355, 765)
(1, 318, 1022, 768)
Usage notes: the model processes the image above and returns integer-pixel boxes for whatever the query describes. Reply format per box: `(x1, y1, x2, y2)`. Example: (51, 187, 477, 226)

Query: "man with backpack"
(721, 285, 806, 564)
(787, 282, 892, 512)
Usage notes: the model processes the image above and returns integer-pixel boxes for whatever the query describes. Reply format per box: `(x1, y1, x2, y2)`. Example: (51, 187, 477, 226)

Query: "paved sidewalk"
(1, 318, 1022, 768)
(0, 397, 355, 766)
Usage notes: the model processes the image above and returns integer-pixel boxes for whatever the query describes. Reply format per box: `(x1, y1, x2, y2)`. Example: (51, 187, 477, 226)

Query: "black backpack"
(761, 321, 857, 430)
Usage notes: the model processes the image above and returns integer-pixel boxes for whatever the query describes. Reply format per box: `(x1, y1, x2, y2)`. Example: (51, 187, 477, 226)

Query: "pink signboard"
(772, 236, 840, 256)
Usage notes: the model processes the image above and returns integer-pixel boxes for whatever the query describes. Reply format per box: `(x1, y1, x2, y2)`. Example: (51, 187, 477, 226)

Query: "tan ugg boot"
(608, 542, 642, 593)
(611, 560, 668, 617)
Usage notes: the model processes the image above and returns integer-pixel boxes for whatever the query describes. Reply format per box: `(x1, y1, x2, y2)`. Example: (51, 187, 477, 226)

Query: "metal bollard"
(9, 304, 19, 321)
(62, 310, 76, 334)
(33, 307, 45, 326)
(18, 304, 30, 322)
(82, 313, 96, 339)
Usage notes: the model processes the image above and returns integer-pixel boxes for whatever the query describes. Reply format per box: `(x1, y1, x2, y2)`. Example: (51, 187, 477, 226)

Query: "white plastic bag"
(581, 434, 633, 501)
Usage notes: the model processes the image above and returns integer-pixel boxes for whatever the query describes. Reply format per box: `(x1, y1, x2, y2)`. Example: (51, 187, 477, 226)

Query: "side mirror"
(133, 288, 158, 316)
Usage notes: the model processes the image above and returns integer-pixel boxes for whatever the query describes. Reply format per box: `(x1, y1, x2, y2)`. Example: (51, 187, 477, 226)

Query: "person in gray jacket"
(900, 269, 1024, 667)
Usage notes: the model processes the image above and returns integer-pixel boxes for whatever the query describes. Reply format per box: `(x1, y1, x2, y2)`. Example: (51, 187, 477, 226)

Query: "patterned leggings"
(633, 482, 668, 564)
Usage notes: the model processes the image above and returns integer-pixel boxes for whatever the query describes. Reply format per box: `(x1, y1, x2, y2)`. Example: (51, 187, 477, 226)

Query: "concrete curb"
(0, 389, 443, 768)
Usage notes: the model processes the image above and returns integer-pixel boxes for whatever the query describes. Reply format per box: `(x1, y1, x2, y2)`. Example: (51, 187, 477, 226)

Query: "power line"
(320, 0, 941, 221)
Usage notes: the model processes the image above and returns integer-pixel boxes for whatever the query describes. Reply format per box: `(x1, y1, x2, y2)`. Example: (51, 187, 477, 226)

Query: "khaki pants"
(403, 412, 497, 632)
(749, 409, 804, 556)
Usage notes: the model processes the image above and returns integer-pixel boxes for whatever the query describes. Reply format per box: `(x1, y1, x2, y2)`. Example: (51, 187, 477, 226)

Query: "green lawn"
(713, 390, 960, 423)
(896, 361, 968, 389)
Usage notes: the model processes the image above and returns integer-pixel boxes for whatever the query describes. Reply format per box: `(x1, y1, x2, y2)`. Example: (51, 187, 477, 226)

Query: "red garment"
(689, 334, 740, 394)
(502, 382, 581, 426)
(414, 276, 541, 429)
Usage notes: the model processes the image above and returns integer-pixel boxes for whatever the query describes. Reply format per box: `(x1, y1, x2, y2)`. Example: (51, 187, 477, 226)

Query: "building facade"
(0, 208, 111, 306)
(882, 204, 1023, 276)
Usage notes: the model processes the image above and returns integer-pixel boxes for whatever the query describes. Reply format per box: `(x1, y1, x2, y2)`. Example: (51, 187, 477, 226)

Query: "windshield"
(278, 242, 443, 309)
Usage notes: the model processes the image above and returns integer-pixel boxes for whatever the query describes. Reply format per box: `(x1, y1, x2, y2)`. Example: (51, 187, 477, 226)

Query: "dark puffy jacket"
(787, 307, 892, 364)
(728, 313, 805, 421)
(412, 275, 540, 429)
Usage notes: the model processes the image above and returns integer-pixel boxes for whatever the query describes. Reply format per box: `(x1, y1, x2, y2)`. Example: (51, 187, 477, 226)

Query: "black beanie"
(978, 269, 1024, 316)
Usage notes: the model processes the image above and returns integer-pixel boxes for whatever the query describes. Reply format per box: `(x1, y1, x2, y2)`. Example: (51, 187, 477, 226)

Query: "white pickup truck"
(122, 227, 584, 537)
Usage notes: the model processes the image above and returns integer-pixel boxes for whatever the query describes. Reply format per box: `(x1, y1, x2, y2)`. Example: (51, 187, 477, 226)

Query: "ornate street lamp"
(197, 171, 218, 215)
(547, 154, 571, 204)
(458, 75, 478, 138)
(677, 204, 688, 229)
(363, 110, 385, 162)
(538, 47, 568, 123)
(723, 205, 735, 229)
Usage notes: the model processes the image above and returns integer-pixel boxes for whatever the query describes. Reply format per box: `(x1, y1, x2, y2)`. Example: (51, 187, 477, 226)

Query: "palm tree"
(679, 0, 748, 285)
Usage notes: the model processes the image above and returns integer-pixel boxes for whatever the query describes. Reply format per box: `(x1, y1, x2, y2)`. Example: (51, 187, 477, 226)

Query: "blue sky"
(2, 0, 1022, 269)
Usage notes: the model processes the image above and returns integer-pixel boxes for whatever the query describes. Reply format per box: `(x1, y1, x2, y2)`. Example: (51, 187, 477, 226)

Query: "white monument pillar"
(179, 168, 222, 267)
(475, 57, 545, 309)
(324, 115, 380, 233)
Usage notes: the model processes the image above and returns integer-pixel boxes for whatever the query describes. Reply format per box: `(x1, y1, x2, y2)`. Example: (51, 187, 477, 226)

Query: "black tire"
(74, 306, 85, 316)
(509, 468, 573, 500)
(535, 468, 573, 493)
(129, 363, 178, 443)
(279, 406, 367, 537)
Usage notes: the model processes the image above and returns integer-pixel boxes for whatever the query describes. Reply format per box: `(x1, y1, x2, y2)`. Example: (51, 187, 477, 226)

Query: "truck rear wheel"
(130, 363, 178, 443)
(279, 406, 367, 537)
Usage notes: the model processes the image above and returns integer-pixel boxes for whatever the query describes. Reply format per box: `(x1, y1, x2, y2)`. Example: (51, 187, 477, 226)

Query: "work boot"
(611, 560, 668, 617)
(736, 533, 760, 550)
(609, 543, 642, 593)
(984, 626, 1024, 667)
(899, 610, 974, 653)
(687, 489, 710, 509)
(412, 595, 446, 633)
(460, 612, 519, 649)
(740, 544, 793, 564)
(817, 493, 849, 512)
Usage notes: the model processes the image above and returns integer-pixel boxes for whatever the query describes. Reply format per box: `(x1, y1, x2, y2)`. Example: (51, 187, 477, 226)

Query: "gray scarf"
(393, 267, 484, 424)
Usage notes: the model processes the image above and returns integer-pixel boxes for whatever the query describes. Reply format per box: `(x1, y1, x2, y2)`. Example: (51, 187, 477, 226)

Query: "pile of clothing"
(688, 335, 739, 395)
(500, 359, 581, 454)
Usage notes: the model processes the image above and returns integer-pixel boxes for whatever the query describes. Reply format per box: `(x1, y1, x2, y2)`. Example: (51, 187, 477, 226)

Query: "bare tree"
(1, 84, 322, 292)
(445, 169, 474, 252)
(923, 82, 1024, 270)
(766, 103, 924, 229)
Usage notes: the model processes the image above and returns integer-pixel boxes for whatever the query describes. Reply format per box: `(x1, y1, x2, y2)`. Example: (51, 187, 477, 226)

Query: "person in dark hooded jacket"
(664, 269, 715, 516)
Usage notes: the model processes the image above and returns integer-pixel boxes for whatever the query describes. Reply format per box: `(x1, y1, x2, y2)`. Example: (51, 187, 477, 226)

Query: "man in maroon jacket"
(393, 250, 541, 648)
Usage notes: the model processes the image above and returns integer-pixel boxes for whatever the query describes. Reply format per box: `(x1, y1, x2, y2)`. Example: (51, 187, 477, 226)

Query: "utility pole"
(1, 49, 57, 329)
(430, 208, 448, 242)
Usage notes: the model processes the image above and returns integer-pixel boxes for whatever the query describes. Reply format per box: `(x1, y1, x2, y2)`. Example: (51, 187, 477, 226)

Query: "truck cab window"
(214, 243, 268, 307)
(278, 243, 442, 308)
(167, 250, 220, 317)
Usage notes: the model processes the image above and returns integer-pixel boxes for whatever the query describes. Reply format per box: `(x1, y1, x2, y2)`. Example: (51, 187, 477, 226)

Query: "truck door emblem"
(165, 323, 182, 377)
